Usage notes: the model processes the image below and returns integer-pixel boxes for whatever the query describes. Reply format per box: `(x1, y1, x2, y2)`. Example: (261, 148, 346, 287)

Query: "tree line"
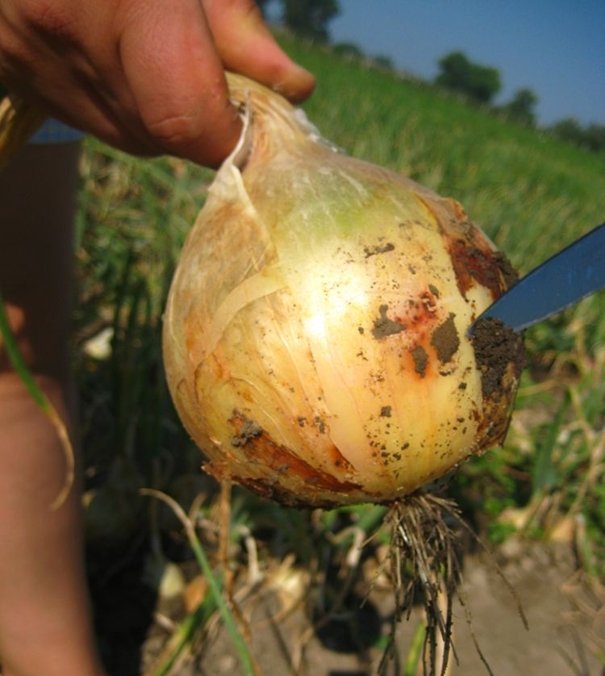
(434, 51, 605, 152)
(259, 0, 604, 153)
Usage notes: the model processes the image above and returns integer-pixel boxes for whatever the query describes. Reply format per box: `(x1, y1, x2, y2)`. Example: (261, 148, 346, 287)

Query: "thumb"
(202, 0, 315, 103)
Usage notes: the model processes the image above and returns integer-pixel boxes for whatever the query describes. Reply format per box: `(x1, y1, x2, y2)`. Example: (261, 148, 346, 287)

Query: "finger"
(202, 0, 315, 103)
(4, 68, 157, 157)
(0, 2, 157, 157)
(118, 0, 242, 166)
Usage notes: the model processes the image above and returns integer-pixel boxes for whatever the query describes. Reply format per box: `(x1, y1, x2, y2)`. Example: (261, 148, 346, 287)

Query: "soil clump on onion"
(471, 317, 526, 396)
(430, 313, 460, 364)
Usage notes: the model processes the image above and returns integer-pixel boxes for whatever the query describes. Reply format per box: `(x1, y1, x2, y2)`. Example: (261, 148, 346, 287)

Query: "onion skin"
(163, 73, 524, 508)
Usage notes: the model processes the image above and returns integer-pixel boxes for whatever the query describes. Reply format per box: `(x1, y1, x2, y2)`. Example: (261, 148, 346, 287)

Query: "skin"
(0, 2, 314, 674)
(0, 0, 315, 164)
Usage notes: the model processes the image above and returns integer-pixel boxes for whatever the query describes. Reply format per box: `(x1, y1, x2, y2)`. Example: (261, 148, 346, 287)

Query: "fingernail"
(276, 64, 316, 103)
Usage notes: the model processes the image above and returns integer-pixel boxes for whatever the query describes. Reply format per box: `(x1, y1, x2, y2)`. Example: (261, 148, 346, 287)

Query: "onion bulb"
(162, 73, 524, 508)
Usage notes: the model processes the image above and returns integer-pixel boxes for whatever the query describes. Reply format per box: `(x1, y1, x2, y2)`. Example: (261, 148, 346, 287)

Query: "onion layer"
(163, 73, 524, 508)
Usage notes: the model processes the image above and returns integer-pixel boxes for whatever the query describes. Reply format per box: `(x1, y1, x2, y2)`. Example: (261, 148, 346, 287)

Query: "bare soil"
(91, 538, 605, 676)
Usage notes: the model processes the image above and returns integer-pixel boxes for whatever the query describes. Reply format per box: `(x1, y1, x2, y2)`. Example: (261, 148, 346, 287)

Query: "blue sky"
(325, 0, 605, 127)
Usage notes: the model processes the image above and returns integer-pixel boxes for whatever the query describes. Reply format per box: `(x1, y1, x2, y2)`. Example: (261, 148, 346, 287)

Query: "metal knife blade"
(470, 221, 605, 333)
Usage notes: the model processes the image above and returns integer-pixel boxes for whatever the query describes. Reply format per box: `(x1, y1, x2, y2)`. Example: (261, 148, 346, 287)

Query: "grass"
(7, 32, 604, 674)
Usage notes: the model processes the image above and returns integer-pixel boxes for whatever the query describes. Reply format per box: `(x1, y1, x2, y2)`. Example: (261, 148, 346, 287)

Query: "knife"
(470, 221, 605, 333)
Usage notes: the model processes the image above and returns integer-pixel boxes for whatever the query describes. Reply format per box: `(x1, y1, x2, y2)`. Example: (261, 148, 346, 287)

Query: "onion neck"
(225, 71, 326, 163)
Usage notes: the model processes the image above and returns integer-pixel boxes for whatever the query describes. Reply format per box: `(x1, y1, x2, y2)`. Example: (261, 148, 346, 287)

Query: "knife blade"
(470, 221, 605, 333)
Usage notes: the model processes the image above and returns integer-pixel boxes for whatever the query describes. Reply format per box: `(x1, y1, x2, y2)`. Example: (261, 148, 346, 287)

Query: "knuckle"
(145, 112, 200, 148)
(19, 0, 78, 42)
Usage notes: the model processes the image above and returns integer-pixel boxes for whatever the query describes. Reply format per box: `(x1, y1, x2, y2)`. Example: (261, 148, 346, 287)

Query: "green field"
(68, 34, 605, 673)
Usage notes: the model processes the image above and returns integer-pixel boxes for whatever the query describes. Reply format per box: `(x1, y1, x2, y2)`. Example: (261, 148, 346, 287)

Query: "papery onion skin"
(163, 73, 524, 508)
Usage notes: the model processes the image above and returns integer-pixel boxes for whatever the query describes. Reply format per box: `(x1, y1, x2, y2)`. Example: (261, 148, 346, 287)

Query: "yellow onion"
(163, 73, 524, 508)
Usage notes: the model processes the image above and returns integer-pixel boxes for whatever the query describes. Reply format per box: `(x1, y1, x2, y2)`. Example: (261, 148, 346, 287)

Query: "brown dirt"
(372, 304, 406, 338)
(430, 313, 460, 364)
(492, 252, 520, 290)
(471, 317, 525, 397)
(132, 540, 604, 676)
(411, 345, 429, 377)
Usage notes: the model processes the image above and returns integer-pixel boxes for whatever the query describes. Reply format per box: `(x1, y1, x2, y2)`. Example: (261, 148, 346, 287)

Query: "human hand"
(0, 0, 315, 166)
